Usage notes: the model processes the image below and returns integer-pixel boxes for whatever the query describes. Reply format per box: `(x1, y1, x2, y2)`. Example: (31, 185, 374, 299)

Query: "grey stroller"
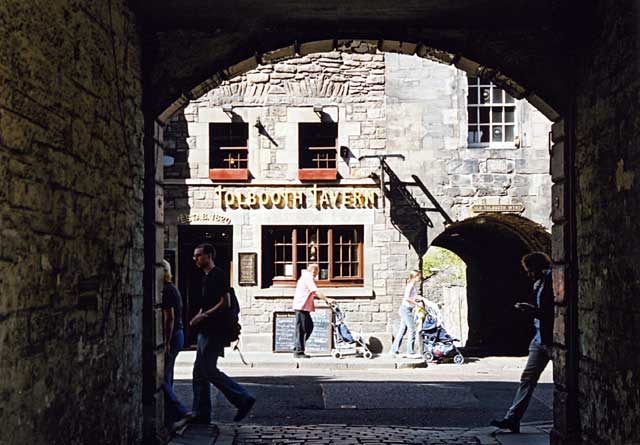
(330, 303, 373, 359)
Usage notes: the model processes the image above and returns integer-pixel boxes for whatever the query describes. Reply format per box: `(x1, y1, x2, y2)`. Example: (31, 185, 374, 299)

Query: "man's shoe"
(293, 352, 311, 359)
(490, 418, 520, 433)
(169, 415, 190, 433)
(234, 396, 256, 422)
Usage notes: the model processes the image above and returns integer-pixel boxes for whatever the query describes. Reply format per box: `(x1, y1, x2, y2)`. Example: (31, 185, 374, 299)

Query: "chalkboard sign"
(272, 309, 333, 353)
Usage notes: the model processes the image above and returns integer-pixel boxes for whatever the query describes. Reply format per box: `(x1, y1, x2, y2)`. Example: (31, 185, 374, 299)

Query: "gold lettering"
(329, 190, 340, 208)
(343, 191, 355, 208)
(259, 192, 270, 208)
(364, 191, 377, 208)
(238, 192, 249, 209)
(310, 184, 320, 209)
(248, 192, 258, 208)
(272, 192, 284, 208)
(320, 191, 332, 208)
(224, 192, 237, 209)
(353, 191, 364, 208)
(215, 186, 224, 208)
(292, 191, 304, 208)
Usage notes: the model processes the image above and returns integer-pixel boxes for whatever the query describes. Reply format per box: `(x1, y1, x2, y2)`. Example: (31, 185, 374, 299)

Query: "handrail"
(410, 175, 454, 225)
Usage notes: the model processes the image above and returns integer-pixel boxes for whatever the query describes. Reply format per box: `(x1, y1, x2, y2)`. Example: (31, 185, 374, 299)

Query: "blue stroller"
(420, 302, 464, 364)
(330, 303, 373, 359)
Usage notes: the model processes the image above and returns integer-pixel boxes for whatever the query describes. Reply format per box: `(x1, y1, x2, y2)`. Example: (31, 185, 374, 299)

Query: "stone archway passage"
(431, 214, 551, 355)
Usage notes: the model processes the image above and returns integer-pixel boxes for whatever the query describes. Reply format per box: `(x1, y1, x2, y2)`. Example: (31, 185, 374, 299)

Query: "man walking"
(292, 263, 335, 359)
(190, 243, 255, 423)
(490, 251, 555, 433)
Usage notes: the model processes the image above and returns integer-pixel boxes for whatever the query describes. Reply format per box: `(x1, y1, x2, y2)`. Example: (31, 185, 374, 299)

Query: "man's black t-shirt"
(196, 266, 230, 335)
(162, 282, 184, 331)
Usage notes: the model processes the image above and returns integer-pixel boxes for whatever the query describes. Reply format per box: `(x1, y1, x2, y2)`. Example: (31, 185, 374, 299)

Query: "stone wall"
(574, 1, 640, 442)
(163, 51, 552, 351)
(384, 53, 553, 239)
(164, 51, 410, 348)
(0, 1, 145, 443)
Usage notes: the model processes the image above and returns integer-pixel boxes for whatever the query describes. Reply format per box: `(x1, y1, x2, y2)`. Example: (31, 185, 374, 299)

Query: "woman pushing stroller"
(390, 270, 423, 358)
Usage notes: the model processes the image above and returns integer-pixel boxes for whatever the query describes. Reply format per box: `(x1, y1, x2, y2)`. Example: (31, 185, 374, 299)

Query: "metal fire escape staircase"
(381, 159, 453, 221)
(361, 155, 454, 254)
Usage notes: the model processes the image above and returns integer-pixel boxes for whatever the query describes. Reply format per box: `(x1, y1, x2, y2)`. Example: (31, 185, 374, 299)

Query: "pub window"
(467, 77, 517, 147)
(298, 123, 338, 181)
(262, 225, 363, 287)
(209, 122, 249, 180)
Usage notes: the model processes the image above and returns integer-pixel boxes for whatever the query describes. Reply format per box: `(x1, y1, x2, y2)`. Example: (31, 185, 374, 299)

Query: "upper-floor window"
(209, 122, 249, 180)
(467, 77, 516, 147)
(262, 225, 363, 287)
(298, 123, 338, 181)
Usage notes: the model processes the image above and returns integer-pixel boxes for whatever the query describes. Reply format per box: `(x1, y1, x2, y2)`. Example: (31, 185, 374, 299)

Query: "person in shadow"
(161, 260, 193, 433)
(189, 244, 255, 424)
(491, 251, 555, 433)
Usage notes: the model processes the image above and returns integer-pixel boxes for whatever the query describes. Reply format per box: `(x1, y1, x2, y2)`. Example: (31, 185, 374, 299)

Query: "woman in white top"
(390, 270, 422, 358)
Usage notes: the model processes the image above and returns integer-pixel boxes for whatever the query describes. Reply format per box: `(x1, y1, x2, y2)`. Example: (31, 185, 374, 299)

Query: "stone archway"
(144, 36, 575, 444)
(431, 213, 551, 355)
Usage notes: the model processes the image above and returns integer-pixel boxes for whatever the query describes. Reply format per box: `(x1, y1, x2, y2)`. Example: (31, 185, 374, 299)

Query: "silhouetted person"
(161, 260, 193, 432)
(190, 244, 255, 423)
(491, 251, 555, 433)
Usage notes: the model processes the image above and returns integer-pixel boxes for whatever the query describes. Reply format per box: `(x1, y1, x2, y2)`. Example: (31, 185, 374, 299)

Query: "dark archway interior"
(432, 214, 551, 355)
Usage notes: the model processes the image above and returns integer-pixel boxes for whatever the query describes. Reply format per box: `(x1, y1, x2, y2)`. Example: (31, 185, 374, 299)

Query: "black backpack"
(223, 287, 242, 345)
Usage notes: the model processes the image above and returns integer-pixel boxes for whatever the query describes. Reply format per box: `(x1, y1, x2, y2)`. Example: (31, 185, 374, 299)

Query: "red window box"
(298, 168, 337, 181)
(209, 168, 250, 181)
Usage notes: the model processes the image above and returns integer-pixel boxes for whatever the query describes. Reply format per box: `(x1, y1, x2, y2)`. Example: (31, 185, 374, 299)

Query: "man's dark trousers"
(294, 310, 314, 353)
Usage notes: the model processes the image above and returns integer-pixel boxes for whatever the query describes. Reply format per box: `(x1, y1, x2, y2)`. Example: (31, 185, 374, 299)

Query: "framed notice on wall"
(238, 252, 257, 286)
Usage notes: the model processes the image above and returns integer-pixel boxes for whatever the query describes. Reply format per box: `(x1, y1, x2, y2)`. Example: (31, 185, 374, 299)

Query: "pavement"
(169, 421, 551, 445)
(170, 350, 552, 445)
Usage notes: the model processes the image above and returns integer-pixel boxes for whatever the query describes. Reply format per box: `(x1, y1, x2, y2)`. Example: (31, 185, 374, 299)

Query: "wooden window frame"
(263, 226, 364, 288)
(298, 122, 338, 181)
(209, 122, 250, 181)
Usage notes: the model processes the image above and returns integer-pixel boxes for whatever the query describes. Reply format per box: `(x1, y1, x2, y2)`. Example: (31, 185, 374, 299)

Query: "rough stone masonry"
(162, 50, 552, 352)
(0, 1, 145, 443)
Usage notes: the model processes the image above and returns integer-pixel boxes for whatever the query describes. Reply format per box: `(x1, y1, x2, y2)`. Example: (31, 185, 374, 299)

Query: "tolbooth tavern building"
(162, 51, 552, 353)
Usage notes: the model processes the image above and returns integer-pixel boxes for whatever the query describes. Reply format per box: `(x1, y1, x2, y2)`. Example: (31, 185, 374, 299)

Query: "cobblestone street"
(232, 424, 479, 445)
(169, 355, 552, 445)
(170, 422, 553, 445)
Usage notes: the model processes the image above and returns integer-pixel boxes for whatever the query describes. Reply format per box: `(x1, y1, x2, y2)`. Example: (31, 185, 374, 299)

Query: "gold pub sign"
(215, 184, 378, 210)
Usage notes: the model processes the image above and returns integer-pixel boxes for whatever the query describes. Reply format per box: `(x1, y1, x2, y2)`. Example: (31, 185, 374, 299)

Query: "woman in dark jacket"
(162, 260, 193, 432)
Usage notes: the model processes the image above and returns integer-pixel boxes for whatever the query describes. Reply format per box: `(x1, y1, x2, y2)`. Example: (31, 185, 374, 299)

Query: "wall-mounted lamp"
(222, 104, 234, 114)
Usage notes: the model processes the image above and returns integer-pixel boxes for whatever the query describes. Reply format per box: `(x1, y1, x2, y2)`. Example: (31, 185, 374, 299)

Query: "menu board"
(272, 309, 333, 353)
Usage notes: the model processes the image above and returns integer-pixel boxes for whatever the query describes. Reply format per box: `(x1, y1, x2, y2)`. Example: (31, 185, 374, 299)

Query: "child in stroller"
(419, 301, 464, 364)
(329, 303, 373, 359)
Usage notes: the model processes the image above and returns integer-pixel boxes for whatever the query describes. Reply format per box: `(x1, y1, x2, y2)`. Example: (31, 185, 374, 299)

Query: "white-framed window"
(467, 76, 517, 147)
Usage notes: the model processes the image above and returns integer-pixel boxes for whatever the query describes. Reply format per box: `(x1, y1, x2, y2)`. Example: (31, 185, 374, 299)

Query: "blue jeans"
(192, 332, 253, 421)
(162, 329, 189, 426)
(391, 305, 416, 354)
(505, 339, 551, 421)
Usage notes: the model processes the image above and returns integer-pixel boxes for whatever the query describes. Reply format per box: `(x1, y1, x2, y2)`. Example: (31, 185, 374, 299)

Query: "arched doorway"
(431, 214, 551, 355)
(142, 36, 574, 443)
